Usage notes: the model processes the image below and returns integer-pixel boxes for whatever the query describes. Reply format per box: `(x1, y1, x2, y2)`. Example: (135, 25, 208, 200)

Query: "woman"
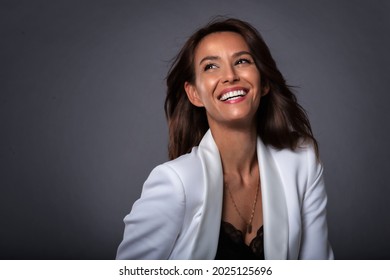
(116, 17, 333, 260)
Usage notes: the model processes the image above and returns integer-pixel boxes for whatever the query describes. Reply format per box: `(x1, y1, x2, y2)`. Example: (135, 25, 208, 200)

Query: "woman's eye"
(236, 58, 252, 65)
(204, 63, 217, 71)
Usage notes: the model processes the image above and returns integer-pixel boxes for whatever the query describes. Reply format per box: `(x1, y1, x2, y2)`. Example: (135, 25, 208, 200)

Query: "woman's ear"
(261, 81, 270, 96)
(184, 82, 204, 107)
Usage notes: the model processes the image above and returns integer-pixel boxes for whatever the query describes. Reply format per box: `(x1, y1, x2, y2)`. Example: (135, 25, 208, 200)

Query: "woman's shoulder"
(150, 146, 204, 185)
(267, 139, 322, 178)
(165, 146, 202, 168)
(148, 130, 219, 190)
(265, 139, 324, 196)
(268, 138, 318, 162)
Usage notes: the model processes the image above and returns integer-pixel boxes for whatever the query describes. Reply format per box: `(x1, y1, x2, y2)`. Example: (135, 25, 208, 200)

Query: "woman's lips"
(218, 87, 248, 102)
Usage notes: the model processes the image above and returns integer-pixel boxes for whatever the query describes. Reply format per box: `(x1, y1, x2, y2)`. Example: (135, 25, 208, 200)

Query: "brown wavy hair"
(165, 17, 318, 160)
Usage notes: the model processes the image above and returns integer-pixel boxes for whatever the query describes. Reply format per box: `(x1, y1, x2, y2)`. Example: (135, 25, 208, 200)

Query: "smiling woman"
(184, 32, 265, 133)
(116, 17, 334, 260)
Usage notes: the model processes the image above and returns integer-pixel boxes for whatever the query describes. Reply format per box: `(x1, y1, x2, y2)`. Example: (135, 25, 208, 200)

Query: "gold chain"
(225, 180, 260, 234)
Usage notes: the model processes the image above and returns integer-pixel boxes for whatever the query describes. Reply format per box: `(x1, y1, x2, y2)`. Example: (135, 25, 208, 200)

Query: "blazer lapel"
(257, 139, 289, 259)
(188, 130, 289, 259)
(191, 130, 223, 259)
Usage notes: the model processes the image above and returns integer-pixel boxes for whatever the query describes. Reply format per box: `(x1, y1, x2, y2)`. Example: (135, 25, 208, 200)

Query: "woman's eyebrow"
(232, 51, 252, 58)
(199, 51, 253, 65)
(199, 55, 220, 65)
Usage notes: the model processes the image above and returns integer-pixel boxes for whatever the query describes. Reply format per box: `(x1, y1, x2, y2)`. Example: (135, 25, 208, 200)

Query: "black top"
(215, 221, 265, 260)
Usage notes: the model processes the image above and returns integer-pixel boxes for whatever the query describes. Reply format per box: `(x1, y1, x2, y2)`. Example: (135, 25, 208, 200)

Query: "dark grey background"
(1, 0, 389, 259)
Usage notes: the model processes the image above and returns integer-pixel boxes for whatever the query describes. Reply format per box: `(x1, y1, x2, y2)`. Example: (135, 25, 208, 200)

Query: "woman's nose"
(222, 65, 239, 83)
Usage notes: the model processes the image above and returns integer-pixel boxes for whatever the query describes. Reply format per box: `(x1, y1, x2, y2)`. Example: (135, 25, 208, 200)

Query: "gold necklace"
(225, 180, 260, 234)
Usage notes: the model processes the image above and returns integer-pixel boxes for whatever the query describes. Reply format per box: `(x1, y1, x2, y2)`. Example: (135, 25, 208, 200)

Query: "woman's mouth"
(219, 89, 248, 101)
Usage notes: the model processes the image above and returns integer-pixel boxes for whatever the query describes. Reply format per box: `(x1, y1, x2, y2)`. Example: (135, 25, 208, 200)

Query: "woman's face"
(185, 31, 268, 129)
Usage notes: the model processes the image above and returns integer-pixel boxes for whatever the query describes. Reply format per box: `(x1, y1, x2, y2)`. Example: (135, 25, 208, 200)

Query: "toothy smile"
(219, 90, 247, 101)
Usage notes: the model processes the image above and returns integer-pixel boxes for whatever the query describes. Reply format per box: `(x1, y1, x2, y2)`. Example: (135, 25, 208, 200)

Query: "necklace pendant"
(247, 224, 252, 234)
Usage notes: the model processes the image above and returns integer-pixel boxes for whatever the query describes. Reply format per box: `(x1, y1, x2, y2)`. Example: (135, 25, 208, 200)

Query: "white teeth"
(219, 90, 246, 101)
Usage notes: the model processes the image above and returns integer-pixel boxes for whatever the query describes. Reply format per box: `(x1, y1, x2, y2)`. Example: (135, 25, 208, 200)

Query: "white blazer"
(116, 130, 333, 259)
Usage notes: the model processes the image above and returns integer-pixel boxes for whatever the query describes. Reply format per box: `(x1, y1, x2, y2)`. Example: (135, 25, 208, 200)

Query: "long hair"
(165, 17, 318, 160)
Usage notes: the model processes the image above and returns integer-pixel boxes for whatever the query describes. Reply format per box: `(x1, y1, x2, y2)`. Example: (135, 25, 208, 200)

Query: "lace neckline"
(216, 220, 264, 259)
(221, 221, 263, 247)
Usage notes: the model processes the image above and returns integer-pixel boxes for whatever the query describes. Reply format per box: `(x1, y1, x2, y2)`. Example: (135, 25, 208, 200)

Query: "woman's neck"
(210, 123, 258, 177)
